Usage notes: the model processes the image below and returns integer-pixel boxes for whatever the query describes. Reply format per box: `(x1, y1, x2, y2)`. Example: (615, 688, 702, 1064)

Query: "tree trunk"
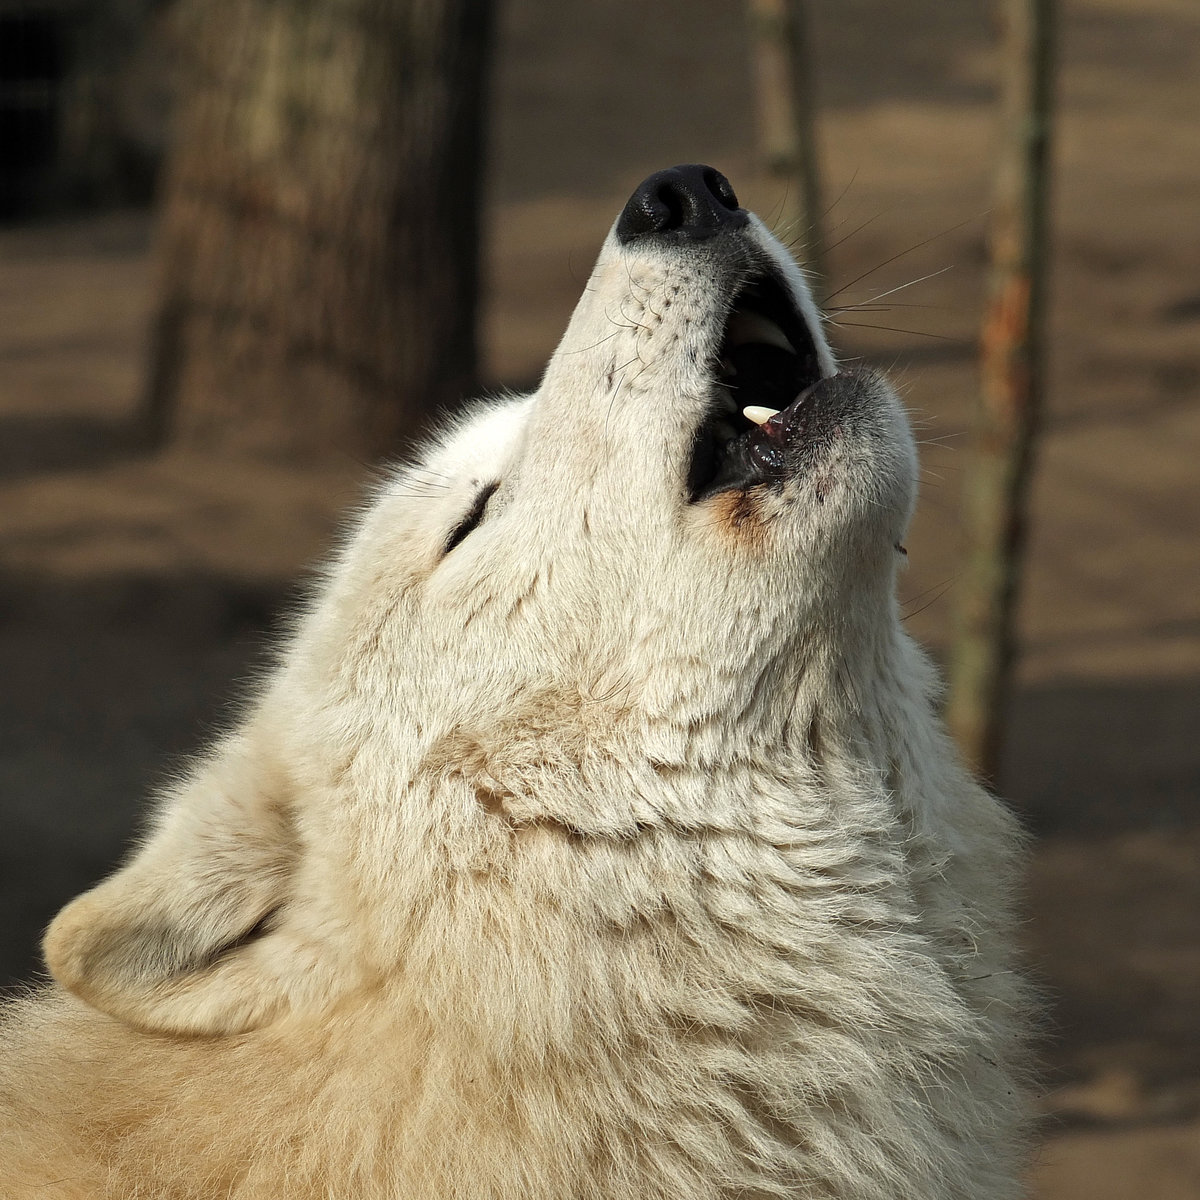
(144, 0, 492, 460)
(746, 0, 825, 299)
(945, 0, 1057, 781)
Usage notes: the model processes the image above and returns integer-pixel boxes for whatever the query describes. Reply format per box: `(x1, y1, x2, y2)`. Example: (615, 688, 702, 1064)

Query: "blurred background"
(0, 0, 1197, 1195)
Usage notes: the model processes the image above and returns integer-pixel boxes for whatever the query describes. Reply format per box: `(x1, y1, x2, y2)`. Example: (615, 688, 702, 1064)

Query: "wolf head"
(45, 167, 926, 1038)
(337, 164, 917, 731)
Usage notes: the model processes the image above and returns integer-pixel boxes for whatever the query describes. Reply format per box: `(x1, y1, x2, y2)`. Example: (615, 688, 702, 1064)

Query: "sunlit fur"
(0, 210, 1031, 1198)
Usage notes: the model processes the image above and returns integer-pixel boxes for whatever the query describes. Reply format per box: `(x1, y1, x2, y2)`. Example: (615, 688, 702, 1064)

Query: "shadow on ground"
(0, 413, 148, 481)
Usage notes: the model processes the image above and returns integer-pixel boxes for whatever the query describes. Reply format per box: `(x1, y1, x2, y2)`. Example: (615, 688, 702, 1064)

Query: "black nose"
(616, 164, 748, 244)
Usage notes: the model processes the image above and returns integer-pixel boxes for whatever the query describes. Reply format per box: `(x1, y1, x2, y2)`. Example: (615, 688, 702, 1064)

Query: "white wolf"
(1, 165, 1030, 1199)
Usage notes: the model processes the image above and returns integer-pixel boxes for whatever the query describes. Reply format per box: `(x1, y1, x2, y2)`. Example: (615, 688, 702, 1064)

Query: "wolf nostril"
(703, 167, 739, 213)
(654, 181, 686, 230)
(616, 164, 749, 244)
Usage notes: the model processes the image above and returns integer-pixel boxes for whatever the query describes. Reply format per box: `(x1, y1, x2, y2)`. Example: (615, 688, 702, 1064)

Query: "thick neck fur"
(1, 197, 1030, 1200)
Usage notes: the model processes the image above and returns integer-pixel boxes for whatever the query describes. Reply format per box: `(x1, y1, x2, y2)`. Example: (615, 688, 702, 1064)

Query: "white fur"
(0, 207, 1031, 1198)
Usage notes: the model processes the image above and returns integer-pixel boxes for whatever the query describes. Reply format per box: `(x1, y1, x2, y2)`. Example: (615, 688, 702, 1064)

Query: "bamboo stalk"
(946, 0, 1058, 781)
(746, 0, 825, 299)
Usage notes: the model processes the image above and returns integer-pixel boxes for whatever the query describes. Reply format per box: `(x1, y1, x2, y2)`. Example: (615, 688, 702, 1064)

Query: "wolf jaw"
(497, 165, 922, 651)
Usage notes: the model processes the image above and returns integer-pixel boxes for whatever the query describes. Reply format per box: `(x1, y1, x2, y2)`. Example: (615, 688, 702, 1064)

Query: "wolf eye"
(443, 482, 498, 555)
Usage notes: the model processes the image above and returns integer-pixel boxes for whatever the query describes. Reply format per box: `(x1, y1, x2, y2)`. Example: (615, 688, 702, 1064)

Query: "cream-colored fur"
(1, 199, 1031, 1198)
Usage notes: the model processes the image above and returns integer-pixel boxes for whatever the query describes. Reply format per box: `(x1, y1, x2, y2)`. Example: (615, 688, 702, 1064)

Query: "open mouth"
(686, 271, 824, 502)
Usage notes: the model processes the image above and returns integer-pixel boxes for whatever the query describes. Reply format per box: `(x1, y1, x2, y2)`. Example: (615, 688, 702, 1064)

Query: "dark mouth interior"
(686, 272, 823, 502)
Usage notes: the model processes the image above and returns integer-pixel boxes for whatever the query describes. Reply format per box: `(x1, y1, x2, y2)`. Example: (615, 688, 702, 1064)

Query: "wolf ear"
(44, 730, 308, 1036)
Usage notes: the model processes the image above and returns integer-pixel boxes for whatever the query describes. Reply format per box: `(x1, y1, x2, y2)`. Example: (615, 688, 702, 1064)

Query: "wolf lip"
(697, 378, 828, 498)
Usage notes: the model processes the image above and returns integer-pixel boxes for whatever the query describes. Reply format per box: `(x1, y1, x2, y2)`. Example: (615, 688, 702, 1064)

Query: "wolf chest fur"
(1, 165, 1031, 1199)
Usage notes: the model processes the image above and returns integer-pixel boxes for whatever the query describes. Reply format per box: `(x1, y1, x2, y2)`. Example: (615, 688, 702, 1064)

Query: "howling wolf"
(1, 165, 1030, 1199)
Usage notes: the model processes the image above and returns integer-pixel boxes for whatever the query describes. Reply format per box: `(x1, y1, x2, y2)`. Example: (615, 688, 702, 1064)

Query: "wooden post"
(746, 0, 825, 299)
(946, 0, 1057, 781)
(143, 0, 493, 461)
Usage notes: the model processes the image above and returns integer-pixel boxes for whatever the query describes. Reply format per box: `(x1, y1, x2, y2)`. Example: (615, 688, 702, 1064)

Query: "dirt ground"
(2, 0, 1198, 1194)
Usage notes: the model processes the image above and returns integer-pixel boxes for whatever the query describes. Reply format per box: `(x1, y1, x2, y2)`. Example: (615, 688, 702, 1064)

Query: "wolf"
(1, 165, 1030, 1198)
